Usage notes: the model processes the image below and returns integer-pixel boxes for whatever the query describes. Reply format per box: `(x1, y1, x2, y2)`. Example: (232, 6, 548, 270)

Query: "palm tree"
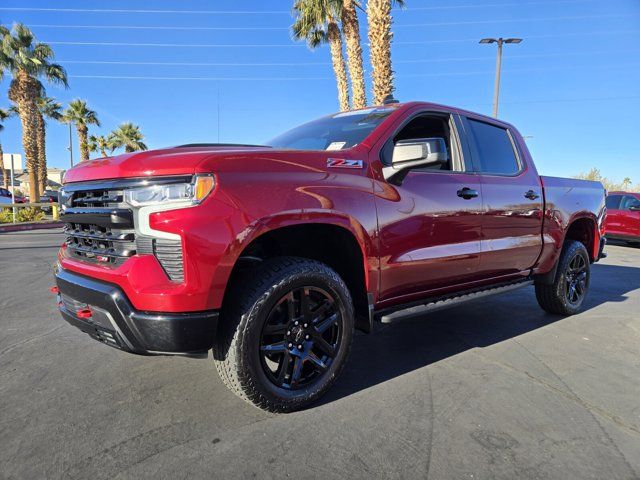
(292, 0, 350, 111)
(0, 108, 10, 189)
(110, 123, 147, 153)
(367, 0, 404, 104)
(88, 134, 115, 158)
(35, 96, 63, 193)
(63, 99, 100, 162)
(0, 23, 68, 202)
(341, 0, 366, 108)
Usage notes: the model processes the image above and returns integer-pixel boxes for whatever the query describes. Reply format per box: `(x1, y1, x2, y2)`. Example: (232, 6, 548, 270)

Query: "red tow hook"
(50, 286, 59, 294)
(76, 308, 93, 319)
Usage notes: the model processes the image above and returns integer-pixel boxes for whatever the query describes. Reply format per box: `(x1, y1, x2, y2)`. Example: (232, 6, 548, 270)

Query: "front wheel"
(535, 240, 590, 315)
(213, 257, 354, 412)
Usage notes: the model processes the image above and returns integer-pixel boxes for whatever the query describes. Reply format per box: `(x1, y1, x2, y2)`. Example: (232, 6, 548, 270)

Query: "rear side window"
(467, 119, 520, 175)
(605, 195, 622, 209)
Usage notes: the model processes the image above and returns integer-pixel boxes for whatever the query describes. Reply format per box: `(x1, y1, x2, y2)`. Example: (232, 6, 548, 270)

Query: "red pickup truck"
(54, 101, 606, 412)
(605, 191, 640, 245)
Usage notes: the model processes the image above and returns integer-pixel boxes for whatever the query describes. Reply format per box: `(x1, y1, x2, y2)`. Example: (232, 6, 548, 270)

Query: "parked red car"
(605, 192, 640, 245)
(54, 100, 606, 411)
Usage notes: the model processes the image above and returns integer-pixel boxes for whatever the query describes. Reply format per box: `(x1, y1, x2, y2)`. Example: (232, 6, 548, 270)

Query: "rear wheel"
(213, 257, 354, 412)
(535, 240, 590, 315)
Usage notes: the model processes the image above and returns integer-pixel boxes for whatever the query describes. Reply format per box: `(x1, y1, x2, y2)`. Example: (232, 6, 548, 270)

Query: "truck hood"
(63, 145, 275, 183)
(62, 145, 366, 184)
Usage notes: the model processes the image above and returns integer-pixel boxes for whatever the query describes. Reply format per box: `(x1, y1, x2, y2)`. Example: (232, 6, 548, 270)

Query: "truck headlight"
(125, 175, 215, 207)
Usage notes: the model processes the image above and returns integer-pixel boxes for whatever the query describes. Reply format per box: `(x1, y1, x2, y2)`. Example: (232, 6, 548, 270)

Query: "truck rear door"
(462, 116, 544, 278)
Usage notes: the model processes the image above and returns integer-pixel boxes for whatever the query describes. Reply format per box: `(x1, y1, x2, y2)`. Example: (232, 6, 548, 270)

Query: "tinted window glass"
(620, 195, 640, 210)
(266, 106, 396, 151)
(605, 195, 622, 209)
(468, 119, 520, 175)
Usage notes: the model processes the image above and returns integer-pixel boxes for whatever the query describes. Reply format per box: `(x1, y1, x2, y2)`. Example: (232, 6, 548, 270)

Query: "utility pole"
(10, 154, 16, 223)
(67, 122, 74, 167)
(479, 37, 522, 118)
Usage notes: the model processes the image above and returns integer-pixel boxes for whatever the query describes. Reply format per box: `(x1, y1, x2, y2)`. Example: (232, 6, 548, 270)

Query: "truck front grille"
(61, 178, 188, 281)
(62, 186, 135, 266)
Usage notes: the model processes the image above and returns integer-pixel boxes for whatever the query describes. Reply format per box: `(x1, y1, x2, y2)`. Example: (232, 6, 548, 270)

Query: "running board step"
(377, 280, 534, 324)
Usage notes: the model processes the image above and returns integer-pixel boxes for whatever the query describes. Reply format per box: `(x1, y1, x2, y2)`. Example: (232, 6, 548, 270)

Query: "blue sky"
(1, 0, 639, 182)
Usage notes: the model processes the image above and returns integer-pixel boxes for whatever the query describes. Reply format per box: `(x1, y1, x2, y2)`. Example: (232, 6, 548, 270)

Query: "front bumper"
(55, 267, 218, 356)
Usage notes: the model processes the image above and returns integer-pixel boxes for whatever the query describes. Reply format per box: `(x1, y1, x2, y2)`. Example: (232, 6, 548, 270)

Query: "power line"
(9, 13, 628, 32)
(395, 13, 626, 27)
(394, 30, 639, 45)
(46, 41, 305, 48)
(0, 0, 600, 15)
(42, 28, 639, 49)
(55, 49, 640, 68)
(67, 62, 639, 81)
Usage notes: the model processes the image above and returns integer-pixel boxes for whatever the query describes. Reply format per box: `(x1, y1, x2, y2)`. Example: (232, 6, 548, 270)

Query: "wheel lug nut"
(286, 330, 290, 335)
(305, 335, 309, 339)
(288, 343, 292, 348)
(297, 344, 303, 350)
(303, 323, 308, 328)
(294, 321, 299, 326)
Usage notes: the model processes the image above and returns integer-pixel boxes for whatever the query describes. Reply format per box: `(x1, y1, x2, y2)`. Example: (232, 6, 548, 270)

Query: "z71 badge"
(327, 158, 364, 169)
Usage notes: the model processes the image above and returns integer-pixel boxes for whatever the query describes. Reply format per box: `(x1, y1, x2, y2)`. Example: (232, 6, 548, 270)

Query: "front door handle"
(457, 187, 479, 199)
(525, 190, 540, 200)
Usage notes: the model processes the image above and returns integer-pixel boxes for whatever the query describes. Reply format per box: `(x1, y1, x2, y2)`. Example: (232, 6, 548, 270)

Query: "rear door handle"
(457, 187, 479, 199)
(525, 190, 540, 200)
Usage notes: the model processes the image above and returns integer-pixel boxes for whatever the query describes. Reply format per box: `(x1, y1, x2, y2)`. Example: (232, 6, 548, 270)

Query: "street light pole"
(479, 37, 522, 118)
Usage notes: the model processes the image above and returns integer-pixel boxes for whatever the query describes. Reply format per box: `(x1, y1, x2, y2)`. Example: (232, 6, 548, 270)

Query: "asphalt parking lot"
(1, 229, 639, 479)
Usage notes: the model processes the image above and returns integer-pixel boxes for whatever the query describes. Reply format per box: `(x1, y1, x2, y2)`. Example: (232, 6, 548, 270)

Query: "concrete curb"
(0, 221, 64, 233)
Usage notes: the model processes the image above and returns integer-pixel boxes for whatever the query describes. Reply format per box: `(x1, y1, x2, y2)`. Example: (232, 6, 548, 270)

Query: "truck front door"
(373, 111, 483, 302)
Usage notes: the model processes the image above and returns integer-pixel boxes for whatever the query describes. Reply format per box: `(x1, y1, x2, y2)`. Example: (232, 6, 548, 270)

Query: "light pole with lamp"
(479, 37, 522, 118)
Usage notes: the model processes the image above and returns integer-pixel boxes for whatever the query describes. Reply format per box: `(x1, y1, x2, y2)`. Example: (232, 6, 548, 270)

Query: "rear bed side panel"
(535, 176, 606, 274)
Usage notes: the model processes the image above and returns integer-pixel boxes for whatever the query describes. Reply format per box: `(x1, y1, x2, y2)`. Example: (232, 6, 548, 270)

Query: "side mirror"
(629, 204, 640, 212)
(383, 137, 448, 184)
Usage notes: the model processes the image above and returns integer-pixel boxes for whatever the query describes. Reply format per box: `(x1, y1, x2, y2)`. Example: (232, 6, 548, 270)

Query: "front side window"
(605, 195, 622, 209)
(266, 106, 397, 151)
(467, 119, 520, 175)
(620, 195, 640, 210)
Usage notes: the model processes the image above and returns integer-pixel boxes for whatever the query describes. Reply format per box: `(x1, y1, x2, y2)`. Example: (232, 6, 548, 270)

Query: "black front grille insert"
(62, 186, 136, 266)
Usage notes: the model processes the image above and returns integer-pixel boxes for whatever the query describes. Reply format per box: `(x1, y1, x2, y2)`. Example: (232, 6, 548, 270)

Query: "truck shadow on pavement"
(319, 263, 640, 406)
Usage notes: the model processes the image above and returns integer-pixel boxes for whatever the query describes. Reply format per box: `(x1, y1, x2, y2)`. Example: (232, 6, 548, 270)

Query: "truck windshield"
(265, 106, 397, 151)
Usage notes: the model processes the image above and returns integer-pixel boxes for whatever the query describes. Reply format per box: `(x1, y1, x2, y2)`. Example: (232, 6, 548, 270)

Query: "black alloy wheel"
(259, 287, 343, 390)
(564, 252, 588, 305)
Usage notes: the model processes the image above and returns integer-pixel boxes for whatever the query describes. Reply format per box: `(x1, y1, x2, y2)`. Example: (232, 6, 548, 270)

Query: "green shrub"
(0, 207, 45, 223)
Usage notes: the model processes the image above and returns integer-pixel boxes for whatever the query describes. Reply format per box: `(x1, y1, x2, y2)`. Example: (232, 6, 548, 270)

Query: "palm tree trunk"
(367, 0, 395, 104)
(342, 0, 367, 108)
(8, 72, 41, 202)
(36, 113, 48, 194)
(327, 22, 350, 112)
(100, 147, 107, 157)
(77, 125, 89, 161)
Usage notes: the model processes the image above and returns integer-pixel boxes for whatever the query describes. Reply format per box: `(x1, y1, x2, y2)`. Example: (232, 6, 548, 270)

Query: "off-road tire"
(212, 256, 354, 412)
(535, 240, 590, 315)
